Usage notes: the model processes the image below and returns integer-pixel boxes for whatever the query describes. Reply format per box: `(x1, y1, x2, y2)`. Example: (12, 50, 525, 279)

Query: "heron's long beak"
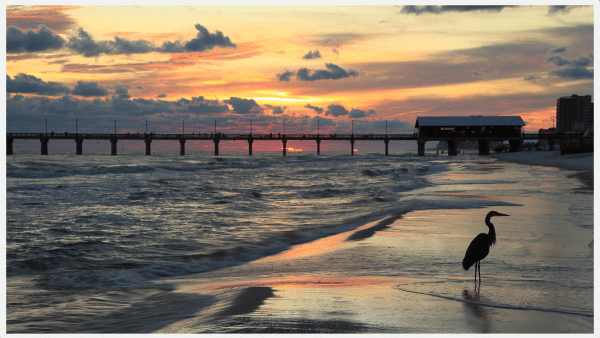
(497, 213, 509, 216)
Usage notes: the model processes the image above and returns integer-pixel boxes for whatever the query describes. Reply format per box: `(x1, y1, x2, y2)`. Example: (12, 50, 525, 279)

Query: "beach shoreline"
(147, 151, 594, 333)
(489, 150, 593, 191)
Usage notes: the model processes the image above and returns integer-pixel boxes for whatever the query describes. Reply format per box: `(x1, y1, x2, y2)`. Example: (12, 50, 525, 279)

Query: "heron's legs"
(474, 261, 478, 282)
(478, 261, 481, 282)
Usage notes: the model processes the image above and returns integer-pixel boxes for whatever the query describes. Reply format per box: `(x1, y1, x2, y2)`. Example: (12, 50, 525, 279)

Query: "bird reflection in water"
(462, 285, 492, 333)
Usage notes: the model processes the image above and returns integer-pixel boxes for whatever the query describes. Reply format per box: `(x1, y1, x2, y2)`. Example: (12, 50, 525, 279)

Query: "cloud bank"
(8, 24, 237, 57)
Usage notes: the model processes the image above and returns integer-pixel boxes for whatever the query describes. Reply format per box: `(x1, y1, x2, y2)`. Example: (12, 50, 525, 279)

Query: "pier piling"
(448, 140, 458, 156)
(41, 137, 48, 155)
(75, 138, 83, 155)
(145, 137, 152, 155)
(214, 137, 219, 156)
(282, 137, 287, 156)
(179, 138, 186, 156)
(7, 138, 13, 155)
(384, 138, 389, 156)
(110, 138, 118, 156)
(248, 137, 253, 156)
(418, 140, 425, 156)
(478, 140, 489, 155)
(316, 138, 321, 155)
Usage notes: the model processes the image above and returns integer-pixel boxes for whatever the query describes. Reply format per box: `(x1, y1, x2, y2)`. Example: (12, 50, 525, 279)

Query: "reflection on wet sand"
(462, 285, 491, 333)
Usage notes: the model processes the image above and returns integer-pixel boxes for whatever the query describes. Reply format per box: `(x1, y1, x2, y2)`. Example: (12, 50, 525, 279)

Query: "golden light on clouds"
(6, 5, 593, 134)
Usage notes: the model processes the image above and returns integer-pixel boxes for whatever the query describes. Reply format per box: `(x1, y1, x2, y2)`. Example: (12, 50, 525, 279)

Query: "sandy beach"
(132, 151, 593, 334)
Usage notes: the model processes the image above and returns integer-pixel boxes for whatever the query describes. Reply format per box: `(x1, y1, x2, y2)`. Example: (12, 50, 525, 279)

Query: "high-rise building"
(556, 94, 592, 132)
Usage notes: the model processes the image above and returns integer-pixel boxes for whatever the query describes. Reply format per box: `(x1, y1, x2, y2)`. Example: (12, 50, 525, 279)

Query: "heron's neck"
(485, 217, 497, 245)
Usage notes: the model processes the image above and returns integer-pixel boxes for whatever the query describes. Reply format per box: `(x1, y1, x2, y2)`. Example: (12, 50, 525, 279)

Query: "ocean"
(5, 150, 593, 333)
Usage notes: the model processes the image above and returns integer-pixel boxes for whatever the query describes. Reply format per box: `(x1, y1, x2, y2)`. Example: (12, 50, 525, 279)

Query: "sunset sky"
(5, 4, 595, 151)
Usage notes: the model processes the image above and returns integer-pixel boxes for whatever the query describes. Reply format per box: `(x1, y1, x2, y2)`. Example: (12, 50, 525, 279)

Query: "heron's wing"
(462, 233, 490, 270)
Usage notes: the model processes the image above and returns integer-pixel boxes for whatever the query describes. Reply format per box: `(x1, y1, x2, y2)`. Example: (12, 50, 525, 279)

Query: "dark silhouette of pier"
(5, 131, 568, 156)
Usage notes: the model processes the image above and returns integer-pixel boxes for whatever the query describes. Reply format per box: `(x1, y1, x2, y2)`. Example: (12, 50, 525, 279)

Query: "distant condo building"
(556, 94, 593, 133)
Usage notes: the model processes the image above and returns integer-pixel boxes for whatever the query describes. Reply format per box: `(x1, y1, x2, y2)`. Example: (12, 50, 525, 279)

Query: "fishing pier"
(6, 116, 588, 156)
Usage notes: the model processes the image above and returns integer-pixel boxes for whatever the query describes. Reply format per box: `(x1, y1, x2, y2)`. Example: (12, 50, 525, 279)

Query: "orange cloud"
(7, 5, 80, 34)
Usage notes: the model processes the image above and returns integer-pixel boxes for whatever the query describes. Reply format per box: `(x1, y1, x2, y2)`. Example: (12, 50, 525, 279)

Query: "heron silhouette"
(462, 211, 509, 282)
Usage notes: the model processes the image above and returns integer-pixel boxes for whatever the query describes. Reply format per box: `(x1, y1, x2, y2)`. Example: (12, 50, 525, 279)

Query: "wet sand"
(490, 151, 593, 191)
(155, 210, 592, 332)
(141, 151, 594, 333)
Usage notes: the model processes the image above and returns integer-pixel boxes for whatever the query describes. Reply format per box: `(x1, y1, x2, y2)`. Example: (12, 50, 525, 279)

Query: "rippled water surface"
(6, 150, 593, 332)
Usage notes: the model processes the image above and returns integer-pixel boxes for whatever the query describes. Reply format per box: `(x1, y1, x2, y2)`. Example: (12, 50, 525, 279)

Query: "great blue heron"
(462, 211, 509, 282)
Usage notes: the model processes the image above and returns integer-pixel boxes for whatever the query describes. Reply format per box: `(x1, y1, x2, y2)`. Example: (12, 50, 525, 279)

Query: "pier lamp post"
(386, 120, 387, 135)
(214, 120, 216, 135)
(114, 120, 116, 135)
(251, 120, 253, 134)
(318, 119, 320, 136)
(182, 120, 185, 134)
(146, 120, 148, 134)
(45, 119, 47, 135)
(352, 120, 354, 135)
(76, 119, 78, 134)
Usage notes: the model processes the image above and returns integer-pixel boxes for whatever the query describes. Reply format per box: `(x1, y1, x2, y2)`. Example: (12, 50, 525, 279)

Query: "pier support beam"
(41, 137, 48, 155)
(282, 137, 287, 156)
(248, 137, 253, 156)
(75, 138, 83, 155)
(316, 138, 321, 155)
(384, 138, 389, 156)
(417, 140, 425, 156)
(179, 138, 186, 156)
(110, 138, 118, 156)
(350, 137, 355, 156)
(509, 139, 522, 153)
(7, 138, 13, 155)
(447, 140, 458, 156)
(214, 138, 219, 156)
(478, 140, 489, 155)
(145, 137, 151, 155)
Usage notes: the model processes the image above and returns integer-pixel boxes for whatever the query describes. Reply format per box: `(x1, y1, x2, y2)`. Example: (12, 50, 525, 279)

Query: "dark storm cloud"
(348, 109, 376, 119)
(310, 116, 336, 128)
(7, 73, 71, 95)
(65, 24, 236, 57)
(545, 54, 593, 67)
(302, 50, 322, 59)
(325, 105, 349, 117)
(263, 104, 287, 115)
(7, 25, 66, 53)
(114, 84, 131, 99)
(549, 47, 567, 54)
(400, 6, 513, 15)
(305, 104, 324, 114)
(66, 28, 113, 57)
(72, 81, 109, 97)
(296, 63, 359, 81)
(547, 6, 581, 15)
(277, 70, 294, 82)
(183, 24, 237, 52)
(185, 96, 230, 114)
(224, 97, 260, 114)
(550, 67, 593, 80)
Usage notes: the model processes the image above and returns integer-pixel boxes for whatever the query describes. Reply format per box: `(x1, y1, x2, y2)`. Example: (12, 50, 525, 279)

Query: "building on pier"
(415, 116, 526, 155)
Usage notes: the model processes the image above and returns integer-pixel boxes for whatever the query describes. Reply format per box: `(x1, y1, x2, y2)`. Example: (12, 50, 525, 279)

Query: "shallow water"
(5, 150, 593, 333)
